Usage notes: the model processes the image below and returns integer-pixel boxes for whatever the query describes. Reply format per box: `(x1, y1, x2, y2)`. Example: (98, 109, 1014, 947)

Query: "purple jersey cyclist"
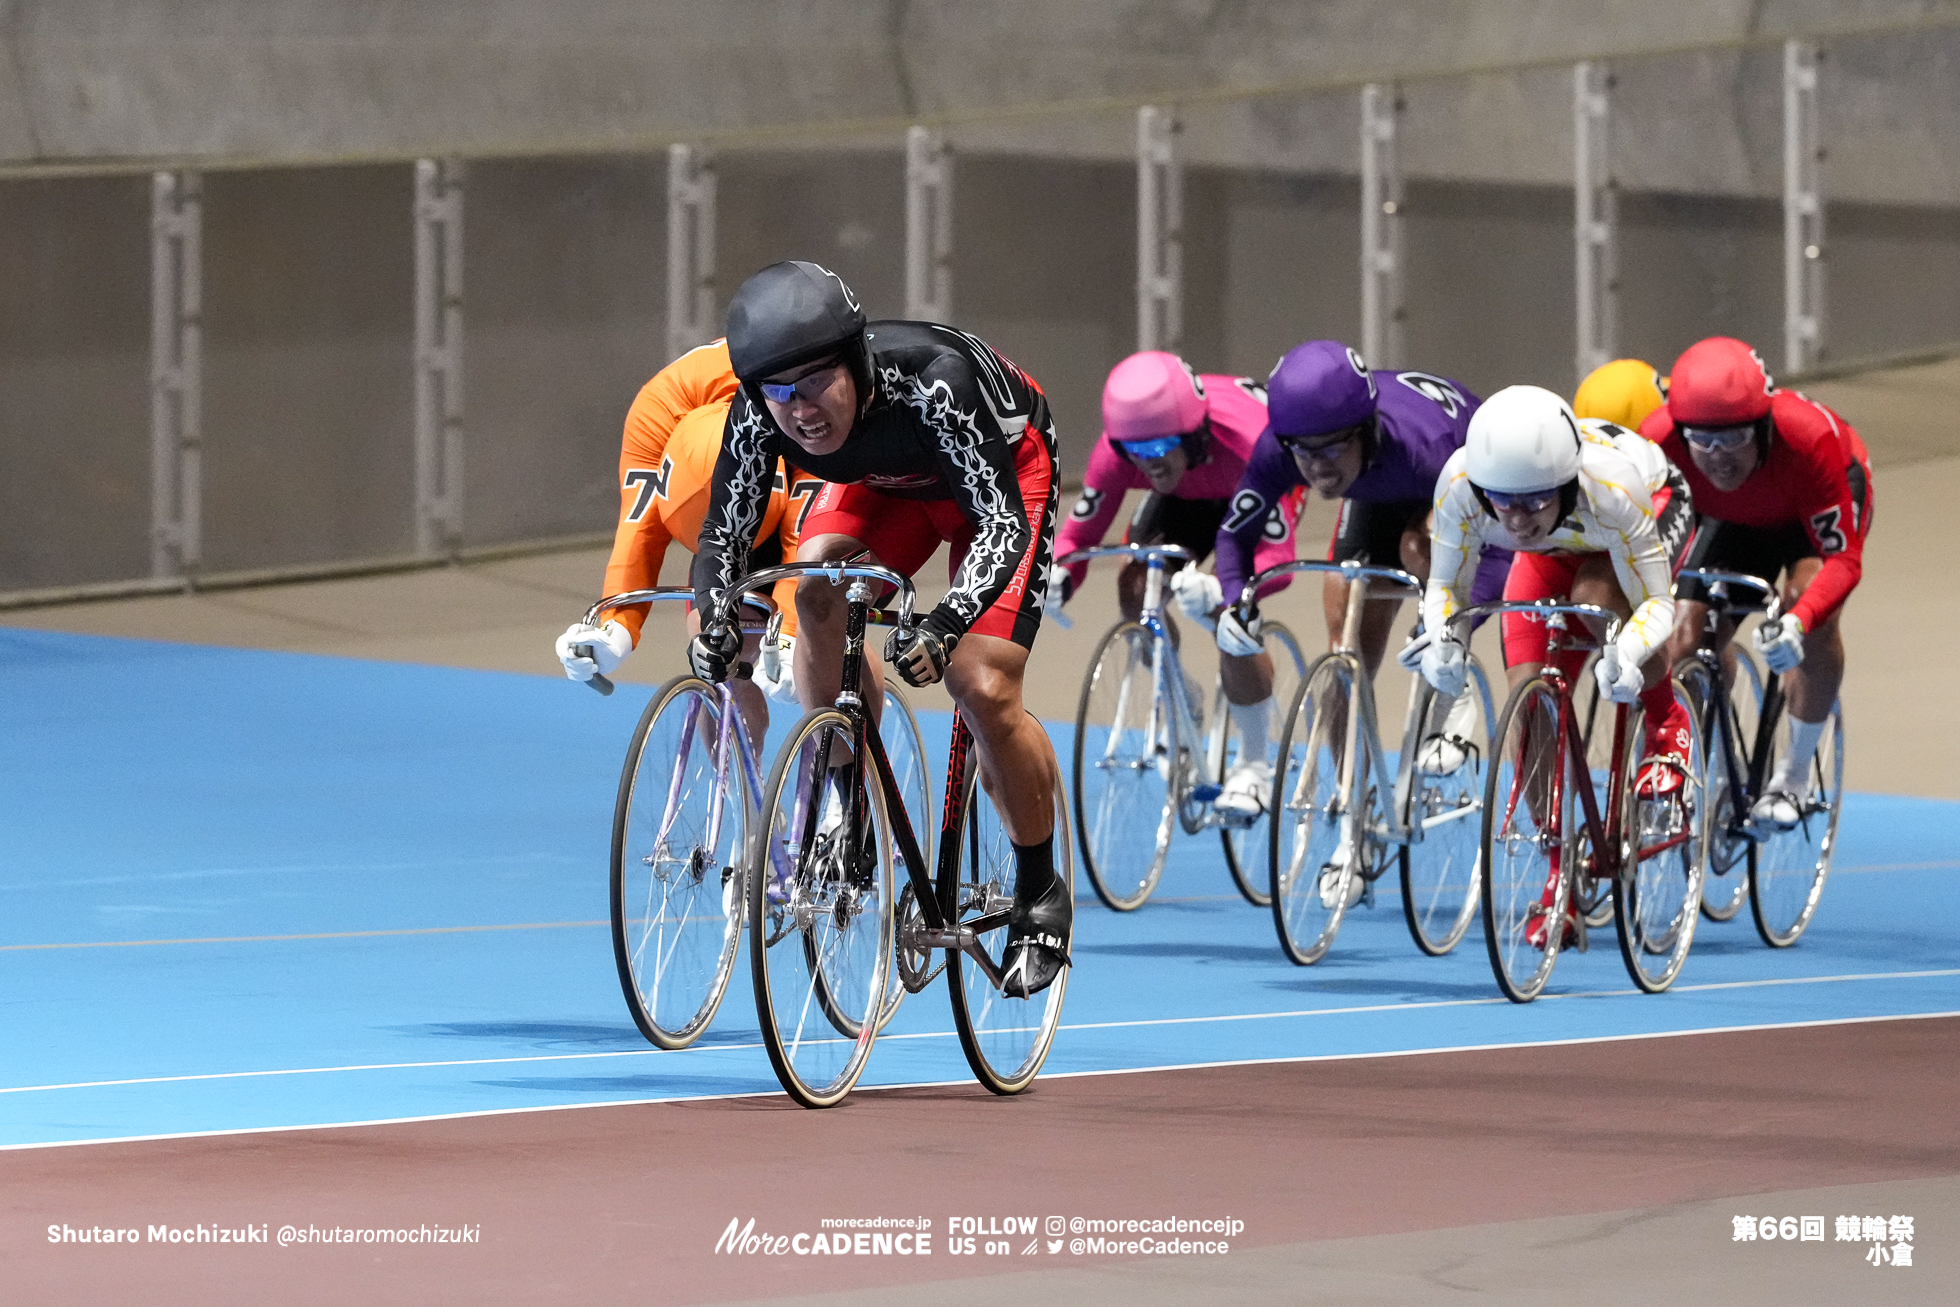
(1183, 339, 1508, 821)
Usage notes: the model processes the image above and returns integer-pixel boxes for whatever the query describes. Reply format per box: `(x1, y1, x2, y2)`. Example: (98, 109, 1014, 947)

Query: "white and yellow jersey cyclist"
(1417, 385, 1694, 792)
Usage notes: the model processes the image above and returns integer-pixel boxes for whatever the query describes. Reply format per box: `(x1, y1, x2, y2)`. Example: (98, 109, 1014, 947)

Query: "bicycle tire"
(1218, 621, 1306, 907)
(609, 675, 747, 1051)
(1072, 620, 1175, 911)
(1270, 653, 1363, 966)
(948, 764, 1074, 1095)
(1748, 694, 1843, 947)
(1399, 656, 1494, 956)
(1699, 649, 1762, 921)
(1574, 652, 1617, 929)
(1612, 676, 1705, 992)
(748, 708, 893, 1108)
(1481, 675, 1572, 1003)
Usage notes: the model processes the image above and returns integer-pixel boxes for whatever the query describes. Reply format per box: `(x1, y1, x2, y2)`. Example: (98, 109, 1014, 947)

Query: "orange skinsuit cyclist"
(554, 340, 824, 736)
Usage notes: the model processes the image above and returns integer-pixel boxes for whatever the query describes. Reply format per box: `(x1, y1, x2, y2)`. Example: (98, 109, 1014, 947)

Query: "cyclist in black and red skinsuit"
(689, 260, 1069, 997)
(1642, 336, 1874, 833)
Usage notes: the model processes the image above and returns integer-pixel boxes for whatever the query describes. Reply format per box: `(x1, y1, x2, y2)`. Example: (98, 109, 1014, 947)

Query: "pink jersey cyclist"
(1050, 352, 1298, 607)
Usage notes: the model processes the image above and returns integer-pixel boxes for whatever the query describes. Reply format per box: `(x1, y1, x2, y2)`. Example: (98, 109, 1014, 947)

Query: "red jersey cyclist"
(688, 261, 1070, 997)
(1419, 386, 1695, 943)
(1641, 336, 1873, 833)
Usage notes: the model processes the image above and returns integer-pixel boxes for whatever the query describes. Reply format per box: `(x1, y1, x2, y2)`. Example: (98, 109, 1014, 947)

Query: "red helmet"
(1666, 337, 1775, 426)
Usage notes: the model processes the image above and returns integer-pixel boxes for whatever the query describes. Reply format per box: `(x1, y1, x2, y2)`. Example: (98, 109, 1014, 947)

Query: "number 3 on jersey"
(1809, 506, 1847, 555)
(623, 457, 674, 522)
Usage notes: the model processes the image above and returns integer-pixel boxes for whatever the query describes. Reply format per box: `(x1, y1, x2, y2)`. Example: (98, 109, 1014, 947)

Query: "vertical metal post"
(1136, 105, 1182, 353)
(1359, 83, 1405, 369)
(149, 170, 202, 581)
(1574, 61, 1618, 384)
(667, 144, 717, 361)
(413, 157, 465, 558)
(1784, 40, 1826, 374)
(904, 125, 954, 322)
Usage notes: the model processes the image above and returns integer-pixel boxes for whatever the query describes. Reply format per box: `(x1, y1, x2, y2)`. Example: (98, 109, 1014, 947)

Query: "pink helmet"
(1102, 351, 1208, 441)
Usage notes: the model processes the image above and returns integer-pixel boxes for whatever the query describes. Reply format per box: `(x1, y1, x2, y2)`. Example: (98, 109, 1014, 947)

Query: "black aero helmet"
(725, 260, 873, 413)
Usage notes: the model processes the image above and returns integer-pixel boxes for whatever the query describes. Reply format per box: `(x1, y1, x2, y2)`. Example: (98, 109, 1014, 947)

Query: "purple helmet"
(1268, 340, 1378, 439)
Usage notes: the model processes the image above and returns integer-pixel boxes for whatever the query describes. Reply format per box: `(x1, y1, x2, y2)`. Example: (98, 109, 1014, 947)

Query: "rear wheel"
(1481, 677, 1572, 1003)
(1270, 654, 1363, 966)
(749, 710, 892, 1108)
(1399, 657, 1494, 956)
(1612, 678, 1706, 992)
(1217, 622, 1306, 907)
(1700, 649, 1763, 921)
(948, 764, 1074, 1095)
(1072, 621, 1175, 911)
(1748, 694, 1843, 947)
(876, 684, 934, 1025)
(610, 676, 747, 1050)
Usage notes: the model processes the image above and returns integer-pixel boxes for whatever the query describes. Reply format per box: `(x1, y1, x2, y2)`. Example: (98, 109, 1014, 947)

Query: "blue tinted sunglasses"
(759, 361, 844, 405)
(1482, 487, 1560, 513)
(1118, 434, 1185, 461)
(1680, 423, 1755, 452)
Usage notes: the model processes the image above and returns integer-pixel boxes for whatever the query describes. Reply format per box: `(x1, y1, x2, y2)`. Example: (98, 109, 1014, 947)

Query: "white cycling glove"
(1593, 642, 1646, 705)
(1170, 566, 1223, 632)
(1753, 613, 1806, 674)
(1041, 563, 1074, 619)
(1419, 634, 1469, 697)
(1397, 626, 1436, 673)
(756, 636, 798, 706)
(555, 620, 633, 682)
(1216, 603, 1264, 658)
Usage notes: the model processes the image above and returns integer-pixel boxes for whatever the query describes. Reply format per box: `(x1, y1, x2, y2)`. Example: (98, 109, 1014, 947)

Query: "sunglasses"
(1118, 434, 1185, 461)
(1277, 419, 1370, 460)
(759, 361, 844, 405)
(1681, 423, 1756, 452)
(1482, 487, 1560, 513)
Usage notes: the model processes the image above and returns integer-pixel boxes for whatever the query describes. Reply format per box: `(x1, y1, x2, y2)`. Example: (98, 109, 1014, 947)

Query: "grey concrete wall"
(3, 2, 1958, 205)
(3, 146, 1956, 592)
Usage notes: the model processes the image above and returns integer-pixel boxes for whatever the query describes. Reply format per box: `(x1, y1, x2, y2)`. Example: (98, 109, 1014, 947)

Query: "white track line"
(5, 1008, 1955, 1154)
(4, 967, 1955, 1097)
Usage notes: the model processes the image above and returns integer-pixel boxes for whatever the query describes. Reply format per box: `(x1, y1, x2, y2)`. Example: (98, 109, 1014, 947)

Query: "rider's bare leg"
(944, 634, 1057, 847)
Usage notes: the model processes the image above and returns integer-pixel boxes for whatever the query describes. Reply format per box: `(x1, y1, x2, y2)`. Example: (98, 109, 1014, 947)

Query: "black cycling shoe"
(1001, 870, 1072, 999)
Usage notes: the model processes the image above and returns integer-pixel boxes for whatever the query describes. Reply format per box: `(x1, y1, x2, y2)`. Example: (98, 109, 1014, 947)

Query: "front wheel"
(1072, 621, 1175, 911)
(948, 763, 1073, 1095)
(1399, 658, 1493, 956)
(610, 676, 747, 1050)
(1481, 676, 1573, 1003)
(1270, 654, 1364, 966)
(1612, 678, 1706, 992)
(748, 709, 893, 1108)
(1217, 622, 1306, 907)
(1748, 695, 1844, 947)
(1697, 649, 1763, 922)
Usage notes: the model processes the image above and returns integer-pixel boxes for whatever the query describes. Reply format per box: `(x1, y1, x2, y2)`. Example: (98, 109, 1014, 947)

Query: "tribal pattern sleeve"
(690, 392, 776, 622)
(892, 349, 1037, 643)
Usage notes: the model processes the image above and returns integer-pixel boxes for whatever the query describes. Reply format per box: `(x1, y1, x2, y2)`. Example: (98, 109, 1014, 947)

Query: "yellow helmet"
(1573, 359, 1668, 429)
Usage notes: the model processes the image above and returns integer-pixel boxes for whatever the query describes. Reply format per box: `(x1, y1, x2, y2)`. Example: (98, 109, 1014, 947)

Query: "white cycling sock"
(1229, 696, 1273, 761)
(1440, 690, 1478, 741)
(1769, 716, 1828, 795)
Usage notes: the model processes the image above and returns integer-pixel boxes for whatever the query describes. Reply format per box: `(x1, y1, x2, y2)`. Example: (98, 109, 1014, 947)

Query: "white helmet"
(1465, 385, 1583, 494)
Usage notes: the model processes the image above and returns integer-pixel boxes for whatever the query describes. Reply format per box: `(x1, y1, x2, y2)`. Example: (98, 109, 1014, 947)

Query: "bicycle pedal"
(1189, 783, 1223, 804)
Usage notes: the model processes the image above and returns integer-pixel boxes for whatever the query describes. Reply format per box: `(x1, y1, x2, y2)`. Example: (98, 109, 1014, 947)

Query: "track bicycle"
(1259, 559, 1494, 964)
(573, 587, 931, 1051)
(1672, 568, 1843, 947)
(1064, 543, 1307, 910)
(1455, 600, 1707, 1001)
(721, 559, 1073, 1107)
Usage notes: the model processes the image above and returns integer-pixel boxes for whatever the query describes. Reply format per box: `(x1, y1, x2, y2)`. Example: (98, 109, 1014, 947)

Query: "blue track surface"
(4, 629, 1956, 1148)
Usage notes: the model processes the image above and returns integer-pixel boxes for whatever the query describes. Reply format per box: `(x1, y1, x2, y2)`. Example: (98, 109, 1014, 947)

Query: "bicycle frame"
(714, 560, 1014, 991)
(1059, 543, 1214, 811)
(1243, 558, 1443, 864)
(1450, 599, 1694, 889)
(1676, 569, 1783, 840)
